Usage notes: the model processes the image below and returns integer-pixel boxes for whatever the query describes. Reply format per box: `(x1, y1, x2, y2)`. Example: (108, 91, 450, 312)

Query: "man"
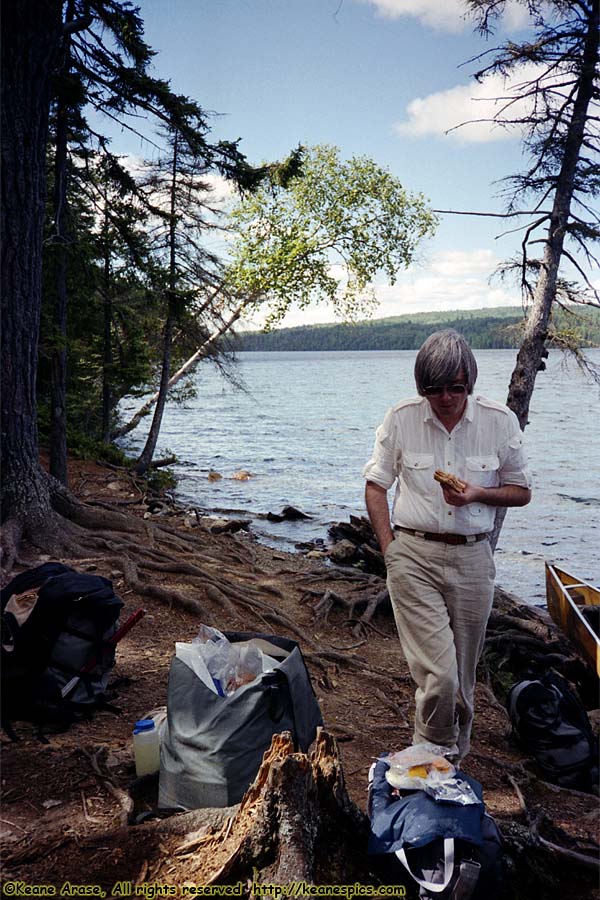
(364, 329, 531, 761)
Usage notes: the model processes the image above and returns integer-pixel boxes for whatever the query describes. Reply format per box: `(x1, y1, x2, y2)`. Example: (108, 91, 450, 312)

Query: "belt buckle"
(465, 534, 477, 544)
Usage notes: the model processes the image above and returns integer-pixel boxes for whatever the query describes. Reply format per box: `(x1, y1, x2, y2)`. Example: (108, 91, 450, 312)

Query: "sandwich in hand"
(434, 469, 467, 493)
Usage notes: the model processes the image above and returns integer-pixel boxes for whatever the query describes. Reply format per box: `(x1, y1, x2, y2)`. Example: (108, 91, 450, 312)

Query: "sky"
(98, 0, 577, 327)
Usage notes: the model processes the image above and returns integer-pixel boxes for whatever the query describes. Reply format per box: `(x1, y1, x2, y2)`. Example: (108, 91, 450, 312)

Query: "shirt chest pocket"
(466, 455, 499, 488)
(401, 452, 435, 492)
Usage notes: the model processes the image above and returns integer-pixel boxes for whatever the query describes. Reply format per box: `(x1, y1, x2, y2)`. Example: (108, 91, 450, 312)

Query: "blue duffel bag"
(368, 756, 503, 899)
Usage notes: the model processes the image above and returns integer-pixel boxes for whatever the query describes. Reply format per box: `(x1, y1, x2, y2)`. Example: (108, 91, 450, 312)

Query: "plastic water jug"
(133, 718, 160, 776)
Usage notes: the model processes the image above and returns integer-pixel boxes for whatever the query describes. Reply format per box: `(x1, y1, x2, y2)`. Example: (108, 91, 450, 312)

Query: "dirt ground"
(1, 458, 598, 898)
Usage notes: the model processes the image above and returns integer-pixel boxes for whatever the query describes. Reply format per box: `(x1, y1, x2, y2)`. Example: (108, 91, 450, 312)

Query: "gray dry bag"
(158, 632, 323, 809)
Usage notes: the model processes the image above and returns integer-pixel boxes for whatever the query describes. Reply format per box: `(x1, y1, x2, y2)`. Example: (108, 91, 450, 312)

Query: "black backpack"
(1, 562, 123, 735)
(507, 671, 598, 791)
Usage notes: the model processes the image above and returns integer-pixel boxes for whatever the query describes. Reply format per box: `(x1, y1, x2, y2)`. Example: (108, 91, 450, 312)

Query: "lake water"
(122, 349, 600, 606)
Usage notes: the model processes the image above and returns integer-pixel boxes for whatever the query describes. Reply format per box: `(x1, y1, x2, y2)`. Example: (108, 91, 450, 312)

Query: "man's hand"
(442, 481, 481, 507)
(442, 482, 531, 508)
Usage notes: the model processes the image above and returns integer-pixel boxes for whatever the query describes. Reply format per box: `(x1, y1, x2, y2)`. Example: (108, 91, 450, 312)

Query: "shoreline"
(168, 485, 554, 609)
(120, 346, 600, 610)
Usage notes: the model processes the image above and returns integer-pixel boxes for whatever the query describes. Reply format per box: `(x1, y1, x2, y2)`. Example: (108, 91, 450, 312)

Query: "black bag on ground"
(368, 757, 503, 900)
(158, 632, 323, 810)
(1, 562, 123, 732)
(507, 671, 598, 791)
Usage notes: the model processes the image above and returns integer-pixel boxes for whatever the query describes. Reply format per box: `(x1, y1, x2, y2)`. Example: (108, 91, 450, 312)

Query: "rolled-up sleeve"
(362, 409, 399, 490)
(498, 411, 532, 489)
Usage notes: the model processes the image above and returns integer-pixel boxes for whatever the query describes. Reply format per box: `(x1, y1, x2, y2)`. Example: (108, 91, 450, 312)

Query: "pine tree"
(463, 1, 599, 547)
(0, 0, 251, 570)
(466, 0, 600, 428)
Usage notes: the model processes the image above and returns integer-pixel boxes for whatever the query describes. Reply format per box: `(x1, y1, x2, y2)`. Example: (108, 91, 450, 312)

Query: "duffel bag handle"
(263, 670, 287, 723)
(396, 838, 455, 893)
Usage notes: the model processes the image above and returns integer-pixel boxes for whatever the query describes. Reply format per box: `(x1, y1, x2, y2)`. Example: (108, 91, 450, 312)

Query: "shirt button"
(448, 511, 452, 516)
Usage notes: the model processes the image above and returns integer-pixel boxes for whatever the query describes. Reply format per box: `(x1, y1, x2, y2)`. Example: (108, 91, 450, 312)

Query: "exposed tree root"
(2, 833, 72, 868)
(0, 517, 24, 574)
(506, 772, 600, 873)
(2, 492, 401, 687)
(483, 585, 598, 705)
(81, 748, 133, 827)
(303, 650, 397, 684)
(310, 584, 391, 638)
(301, 569, 374, 585)
(478, 683, 512, 721)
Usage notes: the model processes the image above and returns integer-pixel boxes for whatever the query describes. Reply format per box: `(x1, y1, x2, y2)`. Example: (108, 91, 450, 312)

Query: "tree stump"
(160, 728, 374, 886)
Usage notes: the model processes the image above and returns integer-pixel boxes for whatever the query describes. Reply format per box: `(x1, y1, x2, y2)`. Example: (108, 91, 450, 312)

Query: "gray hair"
(414, 329, 478, 395)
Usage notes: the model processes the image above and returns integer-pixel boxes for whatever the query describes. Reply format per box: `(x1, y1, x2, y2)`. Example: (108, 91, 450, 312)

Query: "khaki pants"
(385, 531, 495, 759)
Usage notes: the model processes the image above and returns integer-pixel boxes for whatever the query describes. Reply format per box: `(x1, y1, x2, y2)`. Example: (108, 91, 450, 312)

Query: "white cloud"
(502, 2, 533, 30)
(244, 248, 521, 329)
(120, 154, 235, 204)
(361, 0, 531, 31)
(372, 274, 517, 318)
(363, 0, 468, 31)
(369, 247, 520, 317)
(394, 64, 544, 143)
(202, 173, 238, 206)
(429, 248, 499, 278)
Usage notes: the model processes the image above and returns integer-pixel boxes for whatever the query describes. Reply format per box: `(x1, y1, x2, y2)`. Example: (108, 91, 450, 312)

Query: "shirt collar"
(464, 394, 475, 421)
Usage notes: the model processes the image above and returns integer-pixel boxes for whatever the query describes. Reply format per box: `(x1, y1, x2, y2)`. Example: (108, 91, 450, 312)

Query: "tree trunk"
(101, 209, 113, 444)
(152, 729, 371, 886)
(49, 48, 71, 486)
(134, 132, 179, 475)
(134, 310, 174, 474)
(490, 2, 599, 552)
(1, 0, 64, 546)
(505, 1, 599, 429)
(113, 303, 244, 440)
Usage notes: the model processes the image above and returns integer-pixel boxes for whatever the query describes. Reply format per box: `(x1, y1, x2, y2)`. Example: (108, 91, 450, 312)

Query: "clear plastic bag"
(385, 742, 456, 790)
(190, 626, 276, 696)
(424, 777, 481, 806)
(192, 625, 233, 696)
(226, 642, 264, 693)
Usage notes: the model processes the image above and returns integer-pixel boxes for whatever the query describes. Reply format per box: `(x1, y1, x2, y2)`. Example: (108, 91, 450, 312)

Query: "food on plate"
(434, 469, 467, 493)
(385, 743, 457, 789)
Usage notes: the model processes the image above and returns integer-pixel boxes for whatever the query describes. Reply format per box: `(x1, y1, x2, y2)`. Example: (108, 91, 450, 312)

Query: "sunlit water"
(121, 349, 600, 606)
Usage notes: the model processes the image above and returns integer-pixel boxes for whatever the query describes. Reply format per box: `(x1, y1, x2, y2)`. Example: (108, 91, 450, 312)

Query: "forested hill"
(237, 306, 600, 351)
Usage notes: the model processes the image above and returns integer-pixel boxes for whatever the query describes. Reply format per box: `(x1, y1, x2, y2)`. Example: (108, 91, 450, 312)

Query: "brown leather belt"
(394, 526, 489, 545)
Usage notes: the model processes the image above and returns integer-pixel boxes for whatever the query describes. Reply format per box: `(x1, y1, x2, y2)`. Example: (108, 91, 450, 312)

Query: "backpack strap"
(396, 837, 455, 893)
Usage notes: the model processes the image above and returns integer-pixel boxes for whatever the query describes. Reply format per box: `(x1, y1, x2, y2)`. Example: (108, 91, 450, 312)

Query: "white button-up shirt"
(363, 394, 532, 535)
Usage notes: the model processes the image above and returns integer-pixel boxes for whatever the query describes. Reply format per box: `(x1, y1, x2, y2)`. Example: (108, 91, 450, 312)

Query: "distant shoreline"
(236, 304, 600, 353)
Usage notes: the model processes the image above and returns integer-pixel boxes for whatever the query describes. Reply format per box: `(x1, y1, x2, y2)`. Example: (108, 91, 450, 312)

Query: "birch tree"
(115, 144, 438, 442)
(226, 145, 438, 328)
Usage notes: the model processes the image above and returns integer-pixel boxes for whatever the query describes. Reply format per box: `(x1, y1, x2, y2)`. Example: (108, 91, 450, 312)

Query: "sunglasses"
(423, 382, 468, 397)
